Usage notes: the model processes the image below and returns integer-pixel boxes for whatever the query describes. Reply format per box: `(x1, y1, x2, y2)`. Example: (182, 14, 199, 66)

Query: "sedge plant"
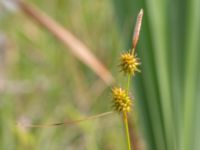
(112, 9, 143, 150)
(19, 9, 143, 150)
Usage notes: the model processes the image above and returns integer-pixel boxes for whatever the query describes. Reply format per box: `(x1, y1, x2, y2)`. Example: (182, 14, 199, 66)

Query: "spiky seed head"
(120, 52, 140, 75)
(112, 87, 132, 113)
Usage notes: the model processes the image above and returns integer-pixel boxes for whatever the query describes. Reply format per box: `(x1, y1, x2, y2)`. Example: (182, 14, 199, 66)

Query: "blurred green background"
(0, 0, 200, 150)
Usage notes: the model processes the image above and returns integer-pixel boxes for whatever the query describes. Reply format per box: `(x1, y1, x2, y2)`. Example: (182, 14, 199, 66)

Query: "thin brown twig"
(19, 111, 114, 128)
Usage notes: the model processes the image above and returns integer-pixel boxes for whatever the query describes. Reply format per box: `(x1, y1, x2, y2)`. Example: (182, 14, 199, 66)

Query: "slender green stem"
(123, 112, 132, 150)
(124, 74, 132, 150)
(123, 49, 135, 150)
(127, 75, 131, 92)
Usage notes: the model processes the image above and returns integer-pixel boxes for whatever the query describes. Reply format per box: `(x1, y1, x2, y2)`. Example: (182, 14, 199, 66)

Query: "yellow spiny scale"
(112, 87, 132, 113)
(120, 52, 140, 75)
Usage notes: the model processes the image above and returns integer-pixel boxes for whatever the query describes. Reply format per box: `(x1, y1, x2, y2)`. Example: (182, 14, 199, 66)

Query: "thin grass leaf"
(183, 0, 200, 149)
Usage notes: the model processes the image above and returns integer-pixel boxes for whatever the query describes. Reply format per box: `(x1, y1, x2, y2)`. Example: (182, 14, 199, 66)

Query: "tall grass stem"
(123, 112, 132, 150)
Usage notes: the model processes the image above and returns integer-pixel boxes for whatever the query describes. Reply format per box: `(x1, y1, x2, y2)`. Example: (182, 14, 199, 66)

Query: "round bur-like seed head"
(120, 52, 140, 75)
(112, 87, 132, 113)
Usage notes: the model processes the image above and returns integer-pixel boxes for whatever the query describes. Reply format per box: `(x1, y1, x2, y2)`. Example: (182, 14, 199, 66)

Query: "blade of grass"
(136, 12, 167, 149)
(194, 75, 200, 149)
(168, 0, 188, 148)
(183, 0, 200, 149)
(144, 0, 176, 149)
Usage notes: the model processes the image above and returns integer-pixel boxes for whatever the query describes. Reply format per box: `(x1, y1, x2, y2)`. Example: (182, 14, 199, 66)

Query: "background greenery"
(0, 0, 200, 150)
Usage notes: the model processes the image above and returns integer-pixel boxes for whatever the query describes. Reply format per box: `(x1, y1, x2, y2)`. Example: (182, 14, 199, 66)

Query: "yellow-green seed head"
(120, 52, 140, 75)
(112, 87, 132, 113)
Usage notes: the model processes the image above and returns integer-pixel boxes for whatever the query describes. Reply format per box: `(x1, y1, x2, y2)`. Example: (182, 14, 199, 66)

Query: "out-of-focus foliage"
(113, 0, 200, 150)
(0, 0, 127, 149)
(1, 0, 200, 149)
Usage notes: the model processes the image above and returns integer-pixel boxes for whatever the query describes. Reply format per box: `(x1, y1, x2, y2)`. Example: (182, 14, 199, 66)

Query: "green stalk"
(123, 111, 132, 150)
(123, 74, 132, 150)
(127, 75, 131, 92)
(123, 47, 135, 150)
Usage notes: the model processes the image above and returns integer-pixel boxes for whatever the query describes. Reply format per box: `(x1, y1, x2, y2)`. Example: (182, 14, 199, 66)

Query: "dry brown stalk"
(17, 0, 114, 86)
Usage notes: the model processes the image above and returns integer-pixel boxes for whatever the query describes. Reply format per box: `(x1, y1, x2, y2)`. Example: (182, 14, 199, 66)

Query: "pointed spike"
(132, 9, 144, 51)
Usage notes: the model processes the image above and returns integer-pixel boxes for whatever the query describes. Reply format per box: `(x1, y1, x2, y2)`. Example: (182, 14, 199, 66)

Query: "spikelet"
(112, 87, 132, 113)
(132, 9, 144, 49)
(120, 52, 140, 75)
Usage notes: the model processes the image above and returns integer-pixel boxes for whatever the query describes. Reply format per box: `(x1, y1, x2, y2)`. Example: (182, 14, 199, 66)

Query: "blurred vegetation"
(1, 0, 200, 150)
(0, 0, 125, 150)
